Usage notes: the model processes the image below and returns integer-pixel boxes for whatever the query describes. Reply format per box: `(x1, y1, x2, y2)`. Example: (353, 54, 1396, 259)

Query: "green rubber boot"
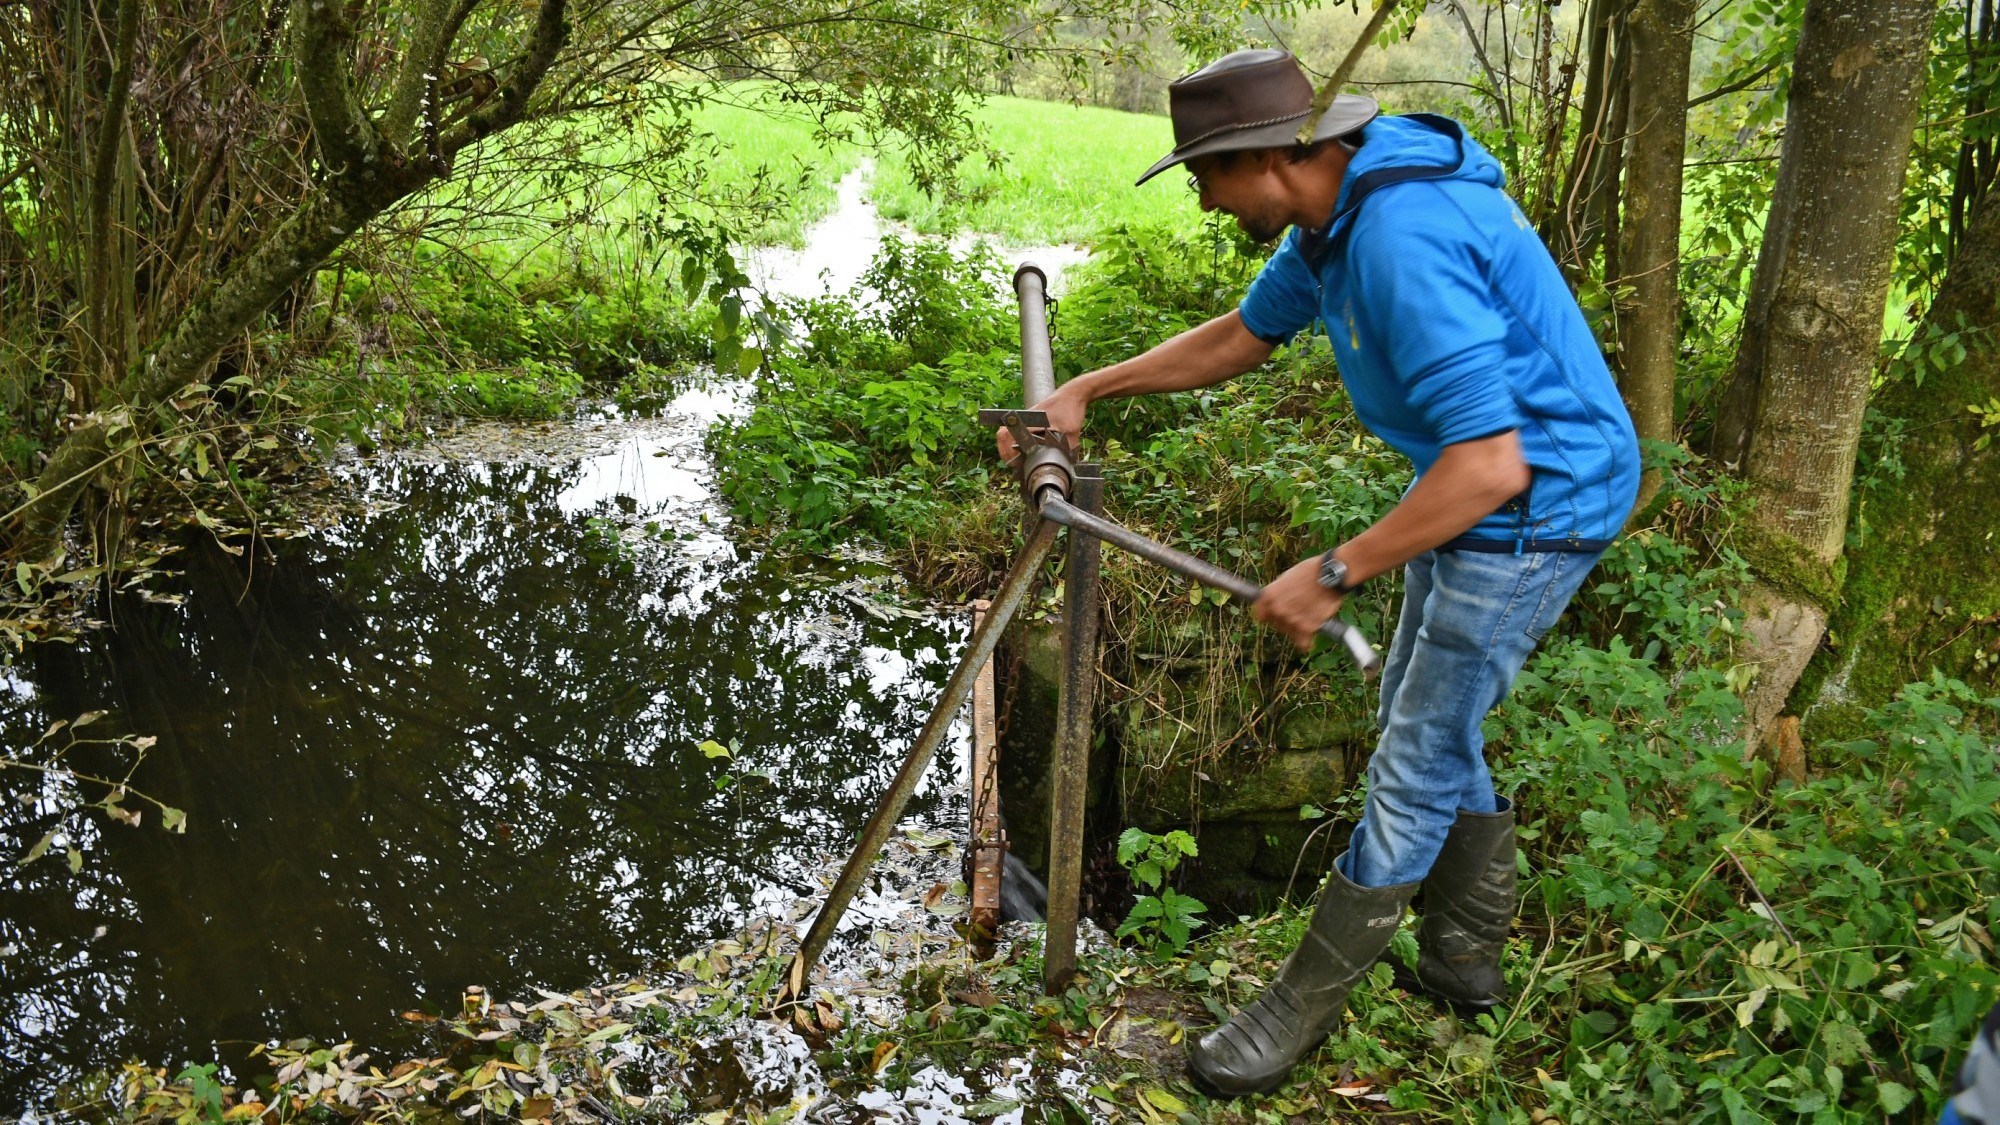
(1411, 800, 1517, 1011)
(1186, 859, 1418, 1098)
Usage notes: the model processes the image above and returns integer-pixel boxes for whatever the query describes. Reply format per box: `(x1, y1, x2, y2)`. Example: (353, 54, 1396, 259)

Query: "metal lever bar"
(1036, 490, 1379, 674)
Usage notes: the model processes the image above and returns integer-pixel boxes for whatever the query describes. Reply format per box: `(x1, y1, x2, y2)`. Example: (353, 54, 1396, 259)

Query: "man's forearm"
(1336, 431, 1533, 585)
(1078, 311, 1277, 403)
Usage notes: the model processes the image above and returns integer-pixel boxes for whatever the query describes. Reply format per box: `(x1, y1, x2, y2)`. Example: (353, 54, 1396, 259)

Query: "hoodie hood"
(1315, 115, 1508, 251)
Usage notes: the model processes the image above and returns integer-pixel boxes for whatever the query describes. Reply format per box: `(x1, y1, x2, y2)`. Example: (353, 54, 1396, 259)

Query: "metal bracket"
(976, 408, 1068, 462)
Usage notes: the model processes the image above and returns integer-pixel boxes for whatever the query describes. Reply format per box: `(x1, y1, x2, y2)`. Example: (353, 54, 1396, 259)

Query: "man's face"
(1186, 151, 1288, 244)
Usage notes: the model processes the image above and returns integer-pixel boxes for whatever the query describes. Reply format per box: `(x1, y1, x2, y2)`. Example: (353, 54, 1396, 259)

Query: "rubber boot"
(1186, 859, 1417, 1098)
(1409, 800, 1517, 1012)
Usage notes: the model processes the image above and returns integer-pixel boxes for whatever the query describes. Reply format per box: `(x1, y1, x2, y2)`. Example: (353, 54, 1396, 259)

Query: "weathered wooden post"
(966, 600, 1005, 937)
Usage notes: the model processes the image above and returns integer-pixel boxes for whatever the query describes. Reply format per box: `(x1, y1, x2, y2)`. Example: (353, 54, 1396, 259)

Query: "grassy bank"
(871, 95, 1178, 243)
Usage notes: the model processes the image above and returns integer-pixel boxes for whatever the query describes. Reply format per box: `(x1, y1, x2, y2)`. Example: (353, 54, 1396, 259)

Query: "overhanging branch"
(296, 0, 389, 181)
(438, 0, 570, 156)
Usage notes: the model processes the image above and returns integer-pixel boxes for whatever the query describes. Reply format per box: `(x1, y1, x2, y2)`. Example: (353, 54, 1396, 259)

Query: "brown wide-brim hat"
(1136, 49, 1380, 186)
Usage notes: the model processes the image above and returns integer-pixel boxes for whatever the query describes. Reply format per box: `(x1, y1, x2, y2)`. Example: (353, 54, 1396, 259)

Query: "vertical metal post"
(1014, 264, 1055, 405)
(1043, 466, 1104, 993)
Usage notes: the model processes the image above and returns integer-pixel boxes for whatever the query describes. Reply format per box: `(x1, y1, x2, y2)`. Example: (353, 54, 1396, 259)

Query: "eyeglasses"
(1184, 155, 1232, 195)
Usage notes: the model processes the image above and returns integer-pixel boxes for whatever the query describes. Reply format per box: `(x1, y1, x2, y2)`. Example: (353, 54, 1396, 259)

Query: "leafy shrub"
(710, 236, 1021, 548)
(1473, 528, 1999, 1125)
(1114, 827, 1207, 954)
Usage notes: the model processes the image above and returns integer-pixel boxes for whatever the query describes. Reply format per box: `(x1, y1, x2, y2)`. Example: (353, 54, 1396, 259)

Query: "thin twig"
(1721, 845, 1834, 995)
(1299, 0, 1408, 144)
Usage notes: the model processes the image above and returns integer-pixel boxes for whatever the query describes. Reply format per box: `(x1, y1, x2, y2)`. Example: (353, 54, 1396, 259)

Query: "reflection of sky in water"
(0, 379, 972, 1114)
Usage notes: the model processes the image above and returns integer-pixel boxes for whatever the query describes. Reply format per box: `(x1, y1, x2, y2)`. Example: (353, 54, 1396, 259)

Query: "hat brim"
(1134, 94, 1381, 186)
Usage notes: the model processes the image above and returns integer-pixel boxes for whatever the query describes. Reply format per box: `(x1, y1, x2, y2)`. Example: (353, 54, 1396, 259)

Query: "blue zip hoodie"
(1237, 114, 1640, 550)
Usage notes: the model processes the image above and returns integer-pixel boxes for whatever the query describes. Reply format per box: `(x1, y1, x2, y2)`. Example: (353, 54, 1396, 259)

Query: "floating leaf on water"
(900, 827, 953, 849)
(582, 1021, 633, 1043)
(17, 829, 58, 866)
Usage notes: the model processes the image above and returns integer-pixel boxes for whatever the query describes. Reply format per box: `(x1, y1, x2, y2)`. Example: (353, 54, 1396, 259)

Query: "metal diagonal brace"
(774, 517, 1061, 1012)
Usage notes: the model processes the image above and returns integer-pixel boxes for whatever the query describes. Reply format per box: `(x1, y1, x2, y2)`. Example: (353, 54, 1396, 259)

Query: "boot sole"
(1186, 1049, 1309, 1099)
(1388, 962, 1504, 1019)
(1185, 1026, 1337, 1099)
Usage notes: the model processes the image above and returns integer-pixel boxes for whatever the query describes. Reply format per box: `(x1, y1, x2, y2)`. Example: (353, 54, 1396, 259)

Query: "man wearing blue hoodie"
(995, 49, 1640, 1095)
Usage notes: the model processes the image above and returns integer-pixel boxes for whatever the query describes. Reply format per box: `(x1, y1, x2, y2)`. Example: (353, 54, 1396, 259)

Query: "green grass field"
(690, 92, 864, 244)
(418, 87, 1174, 279)
(869, 95, 1181, 244)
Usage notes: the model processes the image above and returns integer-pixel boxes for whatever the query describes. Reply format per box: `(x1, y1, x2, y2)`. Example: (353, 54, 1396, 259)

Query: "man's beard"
(1236, 206, 1288, 244)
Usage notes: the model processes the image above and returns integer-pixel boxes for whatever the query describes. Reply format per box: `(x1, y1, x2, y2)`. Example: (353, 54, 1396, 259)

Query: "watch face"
(1319, 554, 1348, 590)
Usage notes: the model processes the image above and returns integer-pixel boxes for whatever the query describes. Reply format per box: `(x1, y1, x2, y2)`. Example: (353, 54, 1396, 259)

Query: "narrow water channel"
(0, 171, 1086, 1113)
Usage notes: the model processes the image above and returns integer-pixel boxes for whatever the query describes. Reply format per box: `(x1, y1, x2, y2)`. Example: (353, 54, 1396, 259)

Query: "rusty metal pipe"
(1012, 264, 1072, 505)
(1014, 264, 1056, 405)
(1042, 471, 1104, 992)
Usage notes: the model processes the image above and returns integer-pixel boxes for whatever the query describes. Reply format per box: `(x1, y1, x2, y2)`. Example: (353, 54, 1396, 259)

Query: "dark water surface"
(0, 388, 966, 1111)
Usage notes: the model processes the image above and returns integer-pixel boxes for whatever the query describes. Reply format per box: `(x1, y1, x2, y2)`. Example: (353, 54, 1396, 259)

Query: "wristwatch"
(1317, 548, 1359, 594)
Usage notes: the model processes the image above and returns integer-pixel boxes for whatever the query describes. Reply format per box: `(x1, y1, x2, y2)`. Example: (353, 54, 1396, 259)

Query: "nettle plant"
(1114, 827, 1207, 955)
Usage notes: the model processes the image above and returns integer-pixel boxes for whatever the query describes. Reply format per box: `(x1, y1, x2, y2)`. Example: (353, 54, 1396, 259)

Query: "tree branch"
(1687, 57, 1781, 109)
(437, 0, 570, 156)
(1299, 0, 1406, 144)
(1449, 0, 1513, 132)
(382, 0, 475, 148)
(295, 0, 390, 183)
(85, 0, 143, 363)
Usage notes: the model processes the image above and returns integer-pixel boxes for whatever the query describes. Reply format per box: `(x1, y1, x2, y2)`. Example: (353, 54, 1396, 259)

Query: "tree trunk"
(1799, 186, 2000, 738)
(1613, 0, 1695, 511)
(1724, 0, 1937, 749)
(1544, 0, 1631, 280)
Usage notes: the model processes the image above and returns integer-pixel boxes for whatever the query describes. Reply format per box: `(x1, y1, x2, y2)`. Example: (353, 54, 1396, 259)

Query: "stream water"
(0, 172, 1088, 1114)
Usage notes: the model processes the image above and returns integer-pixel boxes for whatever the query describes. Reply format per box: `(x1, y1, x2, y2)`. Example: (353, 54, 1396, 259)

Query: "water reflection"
(0, 388, 965, 1112)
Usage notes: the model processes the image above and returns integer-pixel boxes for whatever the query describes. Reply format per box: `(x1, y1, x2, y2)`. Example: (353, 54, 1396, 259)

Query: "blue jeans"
(1337, 547, 1603, 888)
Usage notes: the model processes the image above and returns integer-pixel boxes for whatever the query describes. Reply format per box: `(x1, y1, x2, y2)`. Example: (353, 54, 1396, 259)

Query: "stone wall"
(996, 613, 1377, 916)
